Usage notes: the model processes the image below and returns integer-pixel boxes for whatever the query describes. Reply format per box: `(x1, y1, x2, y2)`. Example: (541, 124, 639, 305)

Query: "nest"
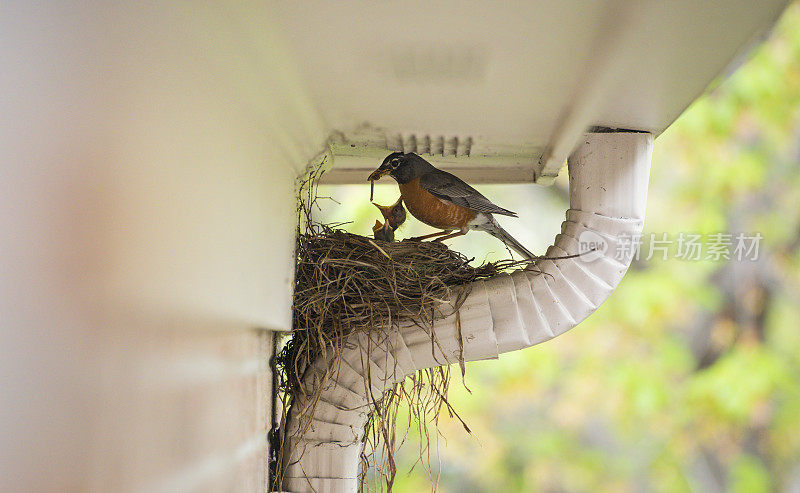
(273, 167, 526, 491)
(284, 228, 514, 392)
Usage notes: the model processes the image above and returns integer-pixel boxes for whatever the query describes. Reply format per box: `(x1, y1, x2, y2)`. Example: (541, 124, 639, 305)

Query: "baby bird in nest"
(372, 197, 406, 242)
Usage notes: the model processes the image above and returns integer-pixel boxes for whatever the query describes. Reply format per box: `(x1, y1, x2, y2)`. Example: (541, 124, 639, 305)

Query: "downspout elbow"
(487, 131, 652, 354)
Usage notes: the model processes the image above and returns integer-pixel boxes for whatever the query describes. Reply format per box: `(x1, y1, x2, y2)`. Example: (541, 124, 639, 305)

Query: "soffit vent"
(385, 133, 473, 157)
(324, 125, 551, 185)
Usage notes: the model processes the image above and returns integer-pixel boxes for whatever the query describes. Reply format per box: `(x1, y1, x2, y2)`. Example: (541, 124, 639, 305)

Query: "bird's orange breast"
(399, 177, 476, 230)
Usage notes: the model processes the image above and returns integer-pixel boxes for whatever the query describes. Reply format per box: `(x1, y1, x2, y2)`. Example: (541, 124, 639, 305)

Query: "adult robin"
(367, 152, 535, 259)
(371, 197, 406, 242)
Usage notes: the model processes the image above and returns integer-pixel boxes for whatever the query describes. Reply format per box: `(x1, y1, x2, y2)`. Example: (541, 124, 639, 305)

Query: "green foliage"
(730, 455, 772, 493)
(689, 347, 793, 428)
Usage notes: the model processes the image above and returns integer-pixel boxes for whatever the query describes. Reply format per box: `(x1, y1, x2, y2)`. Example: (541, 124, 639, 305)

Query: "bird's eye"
(390, 158, 400, 168)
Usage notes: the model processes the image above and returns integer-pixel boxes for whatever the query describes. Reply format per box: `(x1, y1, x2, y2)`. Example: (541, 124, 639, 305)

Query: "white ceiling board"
(592, 2, 785, 131)
(269, 0, 789, 183)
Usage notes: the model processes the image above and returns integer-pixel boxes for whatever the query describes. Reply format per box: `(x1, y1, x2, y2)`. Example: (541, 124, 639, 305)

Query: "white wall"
(1, 2, 327, 491)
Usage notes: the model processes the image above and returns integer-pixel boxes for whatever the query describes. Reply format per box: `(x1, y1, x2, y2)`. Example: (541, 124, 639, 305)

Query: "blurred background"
(316, 4, 800, 492)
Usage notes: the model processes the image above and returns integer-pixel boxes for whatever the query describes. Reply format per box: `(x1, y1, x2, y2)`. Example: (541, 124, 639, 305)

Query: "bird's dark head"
(367, 152, 431, 184)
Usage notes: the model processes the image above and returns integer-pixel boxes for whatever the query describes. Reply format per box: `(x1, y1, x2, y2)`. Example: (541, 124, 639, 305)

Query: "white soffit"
(269, 0, 789, 184)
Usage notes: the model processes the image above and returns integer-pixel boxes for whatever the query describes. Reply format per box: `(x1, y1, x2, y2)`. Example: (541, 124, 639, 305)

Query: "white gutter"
(282, 131, 653, 492)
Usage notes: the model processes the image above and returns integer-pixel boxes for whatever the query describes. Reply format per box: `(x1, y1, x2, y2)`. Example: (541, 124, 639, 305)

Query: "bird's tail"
(480, 218, 536, 260)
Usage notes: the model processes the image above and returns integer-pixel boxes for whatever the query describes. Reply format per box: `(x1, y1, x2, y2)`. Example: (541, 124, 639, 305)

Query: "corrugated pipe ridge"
(282, 132, 653, 492)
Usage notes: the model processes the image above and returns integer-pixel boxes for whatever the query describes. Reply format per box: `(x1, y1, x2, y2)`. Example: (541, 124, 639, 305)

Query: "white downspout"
(282, 131, 653, 492)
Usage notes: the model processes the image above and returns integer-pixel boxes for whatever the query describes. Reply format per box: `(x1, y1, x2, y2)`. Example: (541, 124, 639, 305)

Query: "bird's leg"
(407, 230, 452, 242)
(432, 229, 468, 242)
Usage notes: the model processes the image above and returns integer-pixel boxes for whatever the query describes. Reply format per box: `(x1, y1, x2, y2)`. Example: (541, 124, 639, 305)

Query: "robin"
(372, 219, 394, 242)
(374, 198, 406, 231)
(367, 152, 535, 259)
(371, 197, 406, 242)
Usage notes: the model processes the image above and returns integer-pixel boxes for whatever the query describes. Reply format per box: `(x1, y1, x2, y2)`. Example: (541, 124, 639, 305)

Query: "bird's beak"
(367, 166, 390, 181)
(372, 202, 390, 219)
(372, 220, 385, 233)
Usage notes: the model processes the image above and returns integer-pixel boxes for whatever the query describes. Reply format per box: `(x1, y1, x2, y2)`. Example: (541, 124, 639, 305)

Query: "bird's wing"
(419, 170, 517, 217)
